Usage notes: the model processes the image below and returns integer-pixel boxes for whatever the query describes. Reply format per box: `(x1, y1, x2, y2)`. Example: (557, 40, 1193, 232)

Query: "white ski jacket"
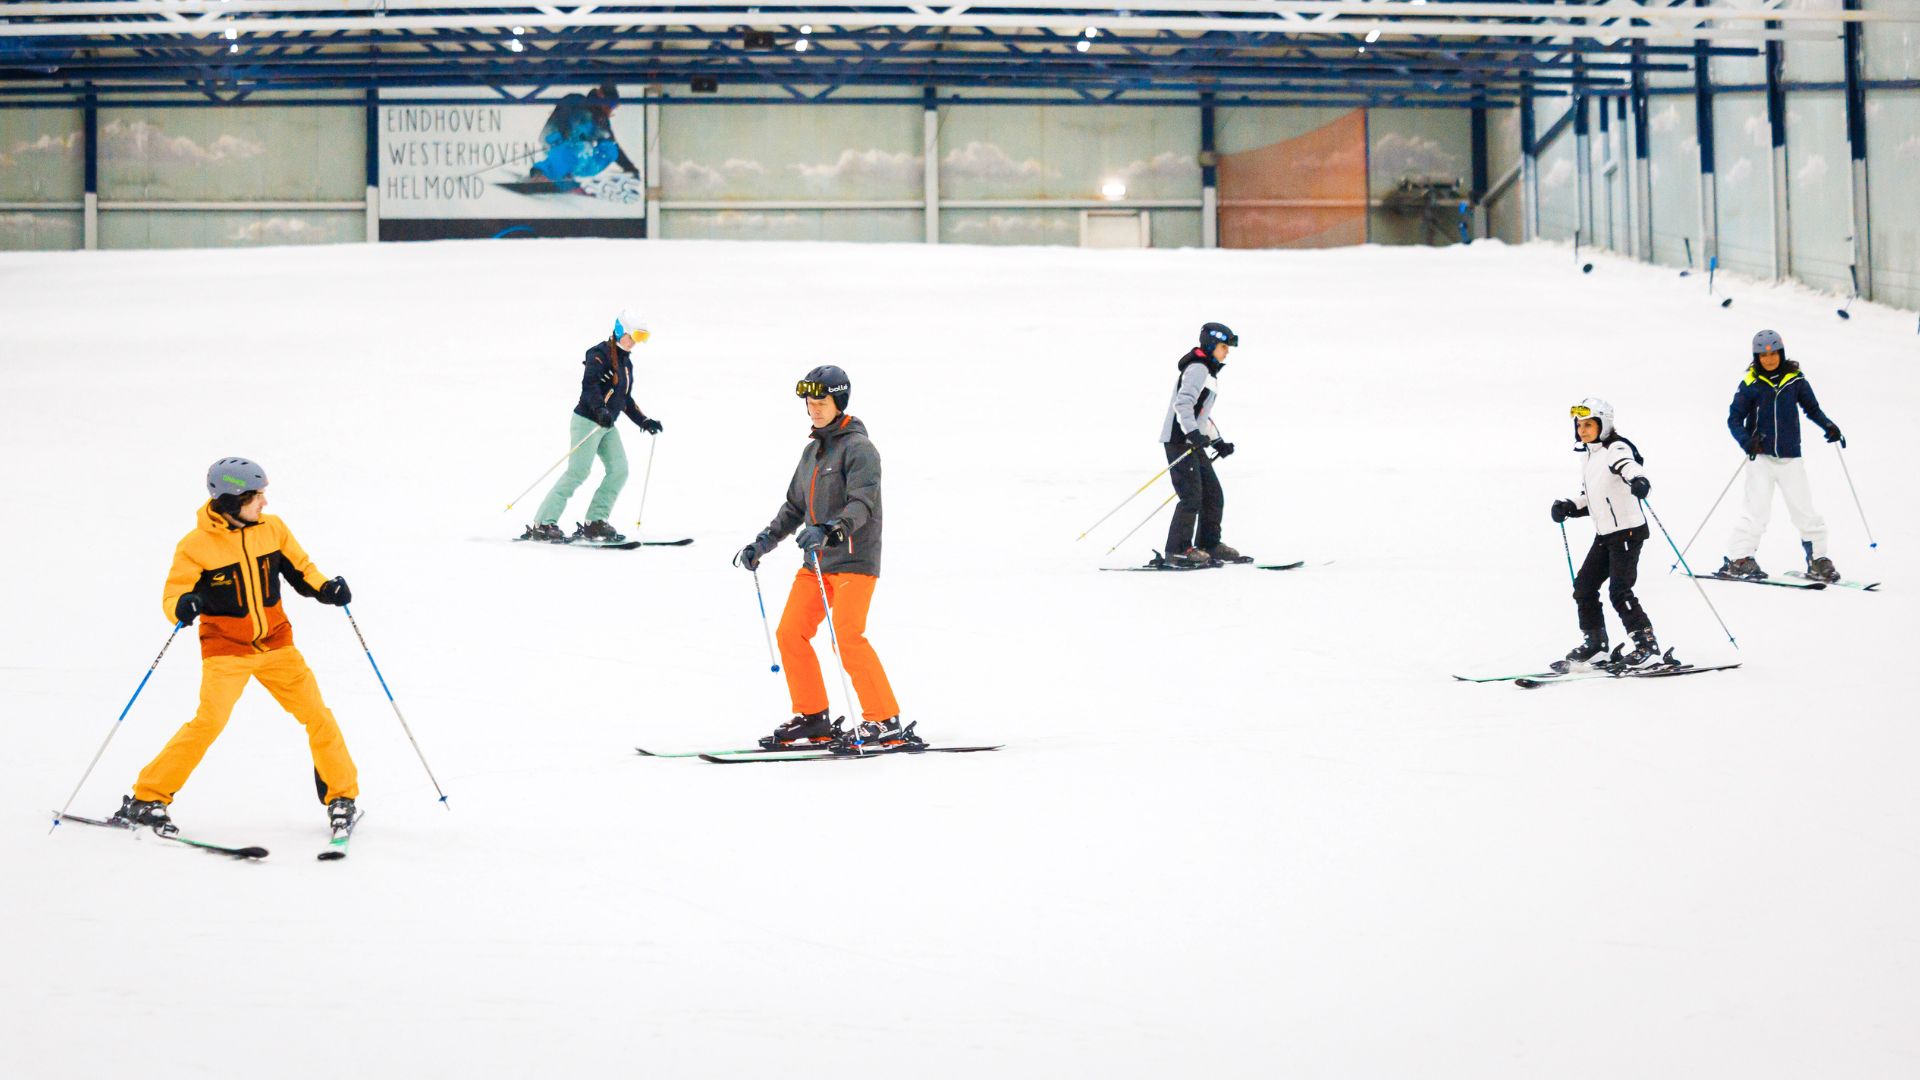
(1572, 437, 1648, 536)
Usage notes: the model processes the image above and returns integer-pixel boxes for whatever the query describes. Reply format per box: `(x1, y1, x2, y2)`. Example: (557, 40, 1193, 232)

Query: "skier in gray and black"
(1159, 322, 1248, 567)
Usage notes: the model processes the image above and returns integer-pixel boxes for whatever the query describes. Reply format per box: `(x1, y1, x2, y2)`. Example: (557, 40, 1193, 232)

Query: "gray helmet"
(796, 364, 851, 411)
(1752, 329, 1785, 357)
(206, 457, 267, 499)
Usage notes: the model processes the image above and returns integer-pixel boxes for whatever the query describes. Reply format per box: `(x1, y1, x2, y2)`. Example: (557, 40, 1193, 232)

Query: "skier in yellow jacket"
(110, 457, 359, 836)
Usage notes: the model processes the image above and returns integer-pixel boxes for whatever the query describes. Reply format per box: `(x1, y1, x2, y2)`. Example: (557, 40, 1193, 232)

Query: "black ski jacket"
(571, 339, 652, 429)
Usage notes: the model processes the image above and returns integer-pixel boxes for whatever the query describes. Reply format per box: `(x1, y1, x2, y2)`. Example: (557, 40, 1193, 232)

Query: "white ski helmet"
(1570, 397, 1615, 440)
(612, 308, 649, 345)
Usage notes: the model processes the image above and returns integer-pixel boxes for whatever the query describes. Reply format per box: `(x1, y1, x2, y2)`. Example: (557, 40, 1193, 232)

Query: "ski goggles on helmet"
(1569, 404, 1597, 419)
(796, 379, 832, 399)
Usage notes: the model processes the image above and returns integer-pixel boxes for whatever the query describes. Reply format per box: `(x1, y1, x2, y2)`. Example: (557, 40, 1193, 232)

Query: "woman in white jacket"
(1550, 398, 1662, 669)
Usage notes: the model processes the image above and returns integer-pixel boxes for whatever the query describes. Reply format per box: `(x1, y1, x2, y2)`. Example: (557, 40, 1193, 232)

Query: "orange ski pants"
(134, 646, 359, 805)
(775, 568, 899, 723)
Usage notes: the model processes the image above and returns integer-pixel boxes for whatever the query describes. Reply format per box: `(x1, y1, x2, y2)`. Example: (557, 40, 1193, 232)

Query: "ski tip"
(234, 847, 271, 860)
(316, 850, 345, 862)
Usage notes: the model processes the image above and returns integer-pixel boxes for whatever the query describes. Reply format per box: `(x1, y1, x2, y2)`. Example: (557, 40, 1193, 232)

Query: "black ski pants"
(1573, 524, 1653, 640)
(1164, 441, 1223, 554)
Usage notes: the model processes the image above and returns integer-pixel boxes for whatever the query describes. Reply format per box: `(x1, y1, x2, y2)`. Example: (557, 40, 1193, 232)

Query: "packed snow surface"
(2, 238, 1915, 1078)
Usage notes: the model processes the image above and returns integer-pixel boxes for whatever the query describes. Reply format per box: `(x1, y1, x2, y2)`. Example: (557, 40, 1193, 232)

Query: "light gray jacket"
(1159, 352, 1222, 444)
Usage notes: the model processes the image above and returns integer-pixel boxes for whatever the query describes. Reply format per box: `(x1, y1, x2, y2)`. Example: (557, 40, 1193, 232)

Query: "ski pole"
(1644, 499, 1738, 650)
(1669, 457, 1748, 572)
(1833, 444, 1878, 549)
(1106, 492, 1178, 556)
(504, 426, 600, 512)
(751, 568, 781, 673)
(1076, 448, 1193, 541)
(808, 554, 860, 729)
(51, 622, 188, 832)
(343, 607, 450, 808)
(1559, 522, 1576, 586)
(632, 432, 658, 533)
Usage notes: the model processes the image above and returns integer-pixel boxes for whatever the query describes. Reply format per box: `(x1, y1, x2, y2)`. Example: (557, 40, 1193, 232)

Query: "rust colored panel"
(1218, 110, 1369, 248)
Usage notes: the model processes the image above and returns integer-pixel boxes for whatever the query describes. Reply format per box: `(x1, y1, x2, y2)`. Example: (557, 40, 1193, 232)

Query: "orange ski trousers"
(775, 568, 899, 723)
(134, 646, 359, 805)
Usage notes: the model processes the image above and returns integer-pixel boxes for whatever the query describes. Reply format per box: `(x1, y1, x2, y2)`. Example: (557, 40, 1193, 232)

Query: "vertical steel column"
(1765, 25, 1789, 280)
(1631, 51, 1653, 261)
(82, 97, 98, 250)
(1693, 0, 1719, 270)
(1597, 97, 1614, 250)
(644, 88, 663, 240)
(1573, 77, 1593, 247)
(1470, 105, 1489, 241)
(1520, 93, 1539, 242)
(923, 87, 940, 245)
(364, 87, 379, 244)
(1200, 93, 1218, 248)
(1842, 0, 1872, 299)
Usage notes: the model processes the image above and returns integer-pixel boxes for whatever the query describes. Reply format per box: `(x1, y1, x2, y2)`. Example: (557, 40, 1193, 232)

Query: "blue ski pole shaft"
(344, 607, 449, 807)
(53, 622, 187, 831)
(1559, 522, 1576, 586)
(1644, 499, 1738, 649)
(752, 568, 781, 673)
(1833, 444, 1877, 549)
(1670, 457, 1748, 572)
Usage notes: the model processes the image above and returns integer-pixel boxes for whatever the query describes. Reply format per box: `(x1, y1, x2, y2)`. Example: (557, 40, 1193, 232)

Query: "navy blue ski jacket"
(572, 338, 651, 429)
(1726, 362, 1834, 459)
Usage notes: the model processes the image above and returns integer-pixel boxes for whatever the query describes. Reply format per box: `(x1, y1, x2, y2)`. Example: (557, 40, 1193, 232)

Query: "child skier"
(732, 365, 909, 751)
(110, 458, 358, 836)
(1719, 329, 1846, 583)
(521, 309, 663, 544)
(1550, 399, 1663, 669)
(1160, 321, 1246, 567)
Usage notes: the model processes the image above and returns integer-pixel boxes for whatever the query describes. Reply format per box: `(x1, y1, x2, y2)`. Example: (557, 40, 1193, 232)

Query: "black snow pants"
(1164, 441, 1223, 554)
(1573, 523, 1653, 640)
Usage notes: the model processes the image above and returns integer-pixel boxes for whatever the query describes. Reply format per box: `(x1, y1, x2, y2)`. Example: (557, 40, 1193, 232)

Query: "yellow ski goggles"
(796, 379, 830, 399)
(1569, 404, 1596, 419)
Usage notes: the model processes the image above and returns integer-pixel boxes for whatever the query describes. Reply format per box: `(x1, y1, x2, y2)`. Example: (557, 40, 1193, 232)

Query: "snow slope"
(1, 238, 1915, 1079)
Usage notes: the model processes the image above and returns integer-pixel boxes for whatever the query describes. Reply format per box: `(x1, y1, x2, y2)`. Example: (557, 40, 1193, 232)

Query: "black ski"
(1686, 571, 1824, 591)
(636, 744, 835, 759)
(699, 745, 1003, 764)
(54, 812, 269, 860)
(512, 536, 693, 549)
(1513, 659, 1740, 689)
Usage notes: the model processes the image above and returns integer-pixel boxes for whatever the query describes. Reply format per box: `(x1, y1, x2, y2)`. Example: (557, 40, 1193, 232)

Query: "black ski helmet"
(1200, 322, 1239, 352)
(797, 364, 851, 411)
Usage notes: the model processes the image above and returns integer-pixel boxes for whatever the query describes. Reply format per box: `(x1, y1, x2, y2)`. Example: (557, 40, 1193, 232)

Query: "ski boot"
(1615, 628, 1664, 670)
(1209, 542, 1253, 564)
(108, 795, 178, 836)
(1168, 546, 1220, 569)
(833, 717, 924, 754)
(326, 796, 358, 833)
(520, 523, 566, 543)
(573, 520, 627, 545)
(1805, 555, 1841, 584)
(760, 710, 838, 749)
(1555, 633, 1609, 672)
(1718, 556, 1765, 581)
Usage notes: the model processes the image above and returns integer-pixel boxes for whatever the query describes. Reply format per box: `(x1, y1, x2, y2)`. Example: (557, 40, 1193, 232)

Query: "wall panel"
(1712, 93, 1774, 277)
(1864, 89, 1920, 310)
(1784, 92, 1853, 292)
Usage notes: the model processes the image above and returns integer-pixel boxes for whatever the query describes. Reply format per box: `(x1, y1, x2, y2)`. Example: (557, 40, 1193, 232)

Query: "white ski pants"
(1727, 455, 1827, 559)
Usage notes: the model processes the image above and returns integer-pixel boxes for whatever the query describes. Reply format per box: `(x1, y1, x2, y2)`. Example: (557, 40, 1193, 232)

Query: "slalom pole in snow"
(1669, 457, 1748, 572)
(503, 427, 601, 512)
(1833, 444, 1877, 549)
(1076, 448, 1194, 541)
(1106, 492, 1178, 556)
(632, 432, 658, 532)
(1643, 499, 1738, 650)
(343, 607, 450, 808)
(1558, 522, 1576, 586)
(751, 568, 781, 673)
(808, 554, 860, 727)
(51, 622, 187, 832)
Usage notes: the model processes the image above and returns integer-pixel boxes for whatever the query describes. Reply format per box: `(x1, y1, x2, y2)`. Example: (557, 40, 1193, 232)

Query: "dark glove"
(795, 521, 848, 552)
(593, 407, 616, 428)
(1823, 422, 1845, 448)
(1212, 441, 1235, 459)
(1746, 429, 1764, 460)
(1183, 429, 1210, 450)
(639, 417, 663, 435)
(318, 577, 351, 607)
(1550, 499, 1577, 524)
(1628, 476, 1651, 500)
(732, 531, 774, 572)
(173, 593, 203, 625)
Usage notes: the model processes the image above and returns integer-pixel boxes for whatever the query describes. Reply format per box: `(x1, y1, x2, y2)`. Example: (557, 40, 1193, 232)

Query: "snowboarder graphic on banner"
(529, 81, 639, 193)
(1551, 399, 1663, 669)
(1159, 322, 1248, 567)
(523, 309, 663, 544)
(1718, 329, 1846, 584)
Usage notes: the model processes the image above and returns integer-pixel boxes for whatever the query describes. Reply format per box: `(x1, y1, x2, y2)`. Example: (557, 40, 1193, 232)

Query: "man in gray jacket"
(734, 365, 907, 749)
(1160, 322, 1243, 566)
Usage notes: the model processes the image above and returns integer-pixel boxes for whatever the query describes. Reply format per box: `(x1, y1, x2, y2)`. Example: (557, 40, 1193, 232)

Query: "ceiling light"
(1085, 27, 1099, 38)
(800, 24, 813, 35)
(1101, 179, 1126, 200)
(1365, 29, 1381, 43)
(795, 38, 810, 52)
(1076, 39, 1091, 53)
(224, 27, 238, 40)
(512, 25, 525, 35)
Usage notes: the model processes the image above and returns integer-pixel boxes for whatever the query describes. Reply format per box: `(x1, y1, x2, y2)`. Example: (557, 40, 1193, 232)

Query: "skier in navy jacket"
(1720, 329, 1846, 583)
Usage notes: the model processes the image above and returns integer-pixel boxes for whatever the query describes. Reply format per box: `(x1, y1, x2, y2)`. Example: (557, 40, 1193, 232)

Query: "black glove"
(1550, 499, 1577, 524)
(173, 593, 203, 625)
(639, 417, 663, 435)
(1212, 441, 1235, 459)
(1628, 476, 1651, 500)
(593, 407, 616, 428)
(732, 531, 774, 571)
(795, 521, 847, 552)
(1183, 429, 1210, 450)
(1746, 429, 1764, 460)
(318, 577, 351, 607)
(1823, 422, 1845, 448)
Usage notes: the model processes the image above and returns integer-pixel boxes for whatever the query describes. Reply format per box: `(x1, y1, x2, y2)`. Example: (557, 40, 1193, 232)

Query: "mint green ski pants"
(535, 413, 627, 526)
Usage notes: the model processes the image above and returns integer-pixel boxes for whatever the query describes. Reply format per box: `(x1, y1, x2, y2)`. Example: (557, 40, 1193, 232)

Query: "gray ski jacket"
(762, 415, 883, 576)
(1159, 348, 1223, 444)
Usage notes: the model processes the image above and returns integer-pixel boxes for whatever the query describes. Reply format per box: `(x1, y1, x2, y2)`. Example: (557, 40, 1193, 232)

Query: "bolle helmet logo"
(221, 474, 244, 488)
